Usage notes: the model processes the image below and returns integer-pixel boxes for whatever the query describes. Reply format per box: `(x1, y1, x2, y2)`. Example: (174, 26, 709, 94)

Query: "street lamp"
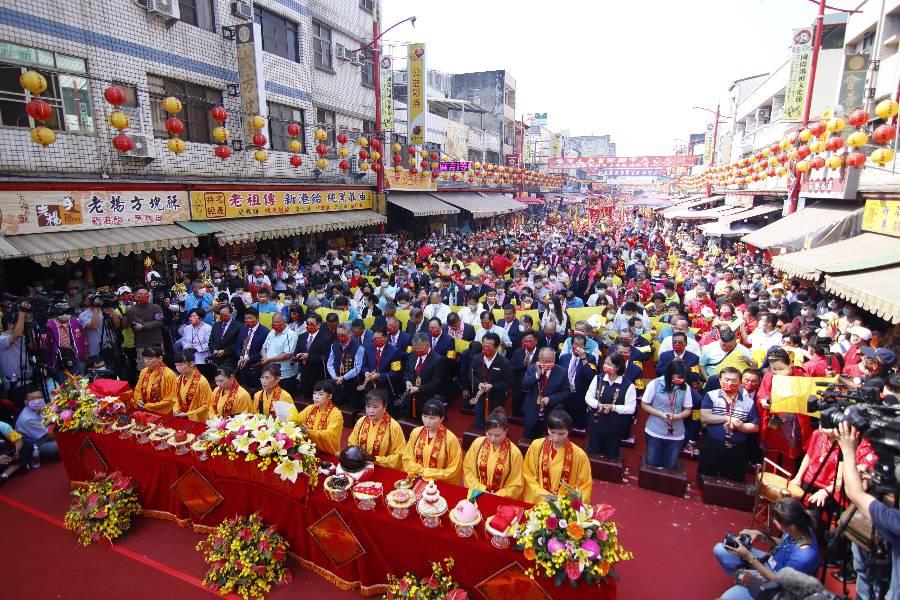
(691, 105, 734, 167)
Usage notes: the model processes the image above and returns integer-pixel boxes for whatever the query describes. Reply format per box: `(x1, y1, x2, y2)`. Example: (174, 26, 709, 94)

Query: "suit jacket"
(521, 364, 570, 413)
(461, 352, 512, 406)
(444, 323, 476, 342)
(656, 350, 701, 383)
(234, 324, 270, 363)
(498, 318, 522, 350)
(557, 353, 598, 399)
(210, 318, 240, 361)
(361, 343, 403, 396)
(403, 350, 445, 402)
(386, 330, 413, 355)
(428, 333, 455, 358)
(405, 319, 428, 336)
(537, 332, 566, 354)
(295, 329, 332, 383)
(509, 347, 539, 393)
(352, 329, 374, 348)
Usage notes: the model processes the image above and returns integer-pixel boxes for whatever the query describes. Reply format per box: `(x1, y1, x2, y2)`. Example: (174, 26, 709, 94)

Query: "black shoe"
(831, 570, 856, 584)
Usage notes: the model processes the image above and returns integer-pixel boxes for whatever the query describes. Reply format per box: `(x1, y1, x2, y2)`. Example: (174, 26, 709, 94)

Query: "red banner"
(548, 156, 699, 169)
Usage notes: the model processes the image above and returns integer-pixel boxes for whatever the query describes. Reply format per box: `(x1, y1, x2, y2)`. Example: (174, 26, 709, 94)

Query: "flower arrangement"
(384, 557, 467, 600)
(196, 513, 291, 599)
(42, 375, 100, 433)
(204, 414, 319, 486)
(63, 470, 141, 547)
(94, 395, 128, 423)
(515, 484, 633, 588)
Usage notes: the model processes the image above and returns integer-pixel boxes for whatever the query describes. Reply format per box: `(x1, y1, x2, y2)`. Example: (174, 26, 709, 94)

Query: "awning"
(213, 209, 386, 244)
(387, 193, 459, 217)
(515, 196, 545, 205)
(665, 204, 746, 220)
(175, 220, 224, 235)
(432, 193, 502, 218)
(658, 195, 723, 215)
(741, 203, 863, 251)
(478, 193, 527, 213)
(0, 235, 23, 259)
(8, 224, 199, 266)
(625, 198, 673, 208)
(826, 265, 900, 324)
(715, 204, 782, 226)
(771, 232, 900, 280)
(699, 221, 760, 238)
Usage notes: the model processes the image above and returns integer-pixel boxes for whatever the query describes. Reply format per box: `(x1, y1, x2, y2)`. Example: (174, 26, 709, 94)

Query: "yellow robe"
(173, 369, 213, 422)
(463, 437, 524, 500)
(214, 384, 254, 417)
(347, 415, 406, 470)
(402, 425, 463, 484)
(292, 402, 343, 455)
(254, 387, 294, 416)
(137, 366, 179, 414)
(522, 438, 593, 504)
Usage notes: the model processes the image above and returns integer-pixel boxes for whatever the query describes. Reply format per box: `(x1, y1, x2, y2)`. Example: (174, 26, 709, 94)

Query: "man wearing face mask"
(15, 388, 58, 461)
(558, 334, 600, 431)
(699, 367, 760, 482)
(125, 287, 165, 371)
(402, 333, 446, 418)
(423, 292, 451, 324)
(510, 331, 539, 419)
(842, 326, 872, 376)
(327, 324, 365, 408)
(184, 280, 215, 326)
(235, 308, 269, 390)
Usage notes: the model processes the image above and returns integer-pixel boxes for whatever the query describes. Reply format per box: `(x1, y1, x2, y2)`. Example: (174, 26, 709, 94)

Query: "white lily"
(232, 433, 252, 453)
(274, 457, 302, 483)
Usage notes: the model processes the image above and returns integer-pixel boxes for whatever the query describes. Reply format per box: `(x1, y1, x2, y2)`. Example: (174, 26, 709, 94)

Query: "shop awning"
(387, 193, 459, 217)
(825, 265, 900, 324)
(432, 193, 502, 218)
(0, 235, 23, 259)
(8, 224, 200, 266)
(665, 204, 746, 220)
(515, 196, 545, 205)
(213, 210, 386, 244)
(658, 195, 723, 215)
(741, 203, 863, 251)
(715, 204, 782, 226)
(699, 221, 760, 238)
(625, 198, 673, 208)
(478, 193, 527, 213)
(771, 232, 900, 280)
(175, 220, 224, 235)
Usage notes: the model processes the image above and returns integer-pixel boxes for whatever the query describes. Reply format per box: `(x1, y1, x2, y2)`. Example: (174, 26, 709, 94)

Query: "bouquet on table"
(384, 557, 467, 600)
(94, 395, 128, 425)
(42, 375, 100, 433)
(203, 413, 319, 486)
(196, 513, 291, 599)
(515, 483, 633, 588)
(63, 470, 141, 547)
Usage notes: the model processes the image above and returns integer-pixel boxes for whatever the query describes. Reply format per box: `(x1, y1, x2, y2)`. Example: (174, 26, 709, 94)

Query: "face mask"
(373, 337, 386, 348)
(800, 309, 809, 317)
(27, 399, 45, 411)
(721, 382, 740, 394)
(672, 341, 686, 353)
(213, 278, 222, 284)
(743, 382, 759, 393)
(337, 334, 350, 344)
(220, 313, 231, 323)
(137, 295, 149, 305)
(482, 347, 496, 359)
(464, 284, 472, 290)
(522, 340, 536, 351)
(244, 319, 256, 328)
(671, 377, 686, 388)
(634, 327, 644, 336)
(602, 365, 616, 376)
(306, 323, 317, 333)
(415, 348, 428, 357)
(272, 323, 286, 333)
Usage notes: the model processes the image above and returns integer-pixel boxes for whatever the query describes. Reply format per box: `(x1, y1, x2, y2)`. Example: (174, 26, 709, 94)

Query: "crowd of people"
(1, 210, 898, 598)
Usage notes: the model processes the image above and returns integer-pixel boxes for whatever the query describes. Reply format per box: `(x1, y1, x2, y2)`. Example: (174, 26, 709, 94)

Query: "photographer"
(124, 287, 164, 371)
(836, 421, 900, 597)
(0, 309, 29, 397)
(712, 498, 820, 600)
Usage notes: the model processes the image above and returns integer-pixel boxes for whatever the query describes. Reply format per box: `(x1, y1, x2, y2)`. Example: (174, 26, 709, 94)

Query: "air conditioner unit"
(231, 0, 252, 20)
(146, 0, 180, 21)
(126, 133, 154, 159)
(336, 44, 350, 61)
(350, 52, 363, 66)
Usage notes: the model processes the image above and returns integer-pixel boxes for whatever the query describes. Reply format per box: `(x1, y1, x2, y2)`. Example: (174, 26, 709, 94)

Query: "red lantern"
(103, 86, 126, 107)
(825, 136, 845, 152)
(339, 159, 350, 171)
(410, 167, 419, 175)
(165, 117, 184, 136)
(777, 153, 789, 164)
(420, 159, 428, 168)
(810, 157, 826, 170)
(770, 144, 781, 154)
(450, 174, 458, 181)
(284, 122, 300, 137)
(848, 109, 869, 128)
(358, 149, 369, 160)
(787, 132, 799, 145)
(392, 154, 402, 165)
(210, 106, 227, 123)
(316, 143, 328, 156)
(289, 155, 302, 168)
(767, 168, 776, 177)
(809, 122, 827, 137)
(796, 144, 811, 159)
(371, 161, 382, 172)
(337, 133, 349, 145)
(25, 99, 53, 121)
(215, 144, 232, 160)
(252, 132, 267, 147)
(112, 133, 134, 153)
(406, 146, 416, 156)
(872, 124, 897, 144)
(370, 138, 382, 151)
(429, 151, 438, 161)
(846, 152, 867, 168)
(431, 170, 440, 179)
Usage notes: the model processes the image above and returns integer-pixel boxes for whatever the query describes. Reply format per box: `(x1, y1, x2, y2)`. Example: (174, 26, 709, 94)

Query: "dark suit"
(405, 318, 428, 336)
(209, 318, 240, 369)
(461, 353, 512, 429)
(537, 332, 566, 354)
(443, 323, 476, 342)
(509, 346, 539, 417)
(521, 364, 570, 439)
(498, 318, 522, 351)
(386, 330, 413, 361)
(656, 350, 701, 384)
(295, 329, 331, 398)
(428, 333, 455, 358)
(558, 353, 598, 429)
(235, 324, 270, 388)
(361, 342, 403, 401)
(403, 350, 445, 417)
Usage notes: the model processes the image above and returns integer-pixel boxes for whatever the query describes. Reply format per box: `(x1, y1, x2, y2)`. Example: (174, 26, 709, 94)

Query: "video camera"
(2, 291, 63, 325)
(723, 532, 753, 552)
(89, 291, 119, 310)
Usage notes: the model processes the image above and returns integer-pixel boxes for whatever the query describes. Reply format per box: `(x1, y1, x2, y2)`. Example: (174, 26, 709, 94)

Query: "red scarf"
(214, 378, 240, 416)
(306, 400, 334, 430)
(358, 413, 390, 456)
(477, 437, 510, 492)
(414, 425, 447, 469)
(539, 438, 573, 495)
(177, 368, 202, 413)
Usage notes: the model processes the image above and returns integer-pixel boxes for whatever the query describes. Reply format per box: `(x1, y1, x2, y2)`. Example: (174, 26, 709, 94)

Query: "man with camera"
(0, 308, 30, 399)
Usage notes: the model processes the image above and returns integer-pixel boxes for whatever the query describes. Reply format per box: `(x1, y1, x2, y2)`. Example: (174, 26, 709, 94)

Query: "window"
(268, 101, 306, 153)
(363, 120, 376, 135)
(313, 22, 333, 71)
(148, 75, 221, 144)
(360, 0, 374, 12)
(316, 107, 336, 150)
(254, 6, 299, 62)
(179, 0, 215, 32)
(862, 31, 875, 53)
(0, 42, 94, 133)
(361, 49, 375, 88)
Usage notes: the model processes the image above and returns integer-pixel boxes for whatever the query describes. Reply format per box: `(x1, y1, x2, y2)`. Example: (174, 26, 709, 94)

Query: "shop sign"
(439, 161, 470, 172)
(407, 43, 427, 145)
(784, 28, 813, 121)
(800, 160, 859, 200)
(862, 199, 900, 238)
(0, 189, 189, 235)
(548, 156, 698, 169)
(838, 54, 868, 113)
(189, 189, 373, 220)
(703, 124, 714, 164)
(384, 170, 437, 191)
(380, 56, 394, 131)
(724, 192, 754, 208)
(505, 154, 520, 167)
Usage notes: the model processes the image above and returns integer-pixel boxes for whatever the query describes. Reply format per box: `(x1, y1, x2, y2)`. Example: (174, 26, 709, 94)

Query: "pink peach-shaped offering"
(452, 500, 479, 523)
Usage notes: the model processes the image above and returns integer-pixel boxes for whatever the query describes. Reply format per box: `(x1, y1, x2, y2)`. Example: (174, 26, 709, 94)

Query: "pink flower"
(257, 539, 270, 553)
(426, 574, 440, 590)
(68, 399, 78, 408)
(546, 516, 559, 530)
(59, 409, 73, 422)
(50, 404, 58, 413)
(398, 579, 411, 593)
(580, 539, 601, 558)
(252, 565, 267, 576)
(597, 529, 608, 541)
(213, 536, 224, 549)
(86, 492, 100, 510)
(592, 503, 616, 521)
(571, 499, 585, 511)
(445, 590, 469, 600)
(238, 527, 253, 541)
(547, 537, 566, 554)
(565, 560, 584, 581)
(93, 507, 107, 519)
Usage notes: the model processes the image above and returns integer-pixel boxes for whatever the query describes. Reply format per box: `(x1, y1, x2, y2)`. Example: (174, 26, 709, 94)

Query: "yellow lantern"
(430, 162, 438, 170)
(407, 157, 416, 167)
(875, 98, 899, 120)
(394, 165, 403, 174)
(847, 131, 869, 147)
(358, 136, 368, 147)
(768, 157, 778, 167)
(359, 161, 370, 171)
(162, 96, 182, 114)
(316, 158, 328, 170)
(167, 137, 186, 154)
(337, 147, 349, 158)
(212, 126, 229, 143)
(809, 140, 825, 154)
(826, 155, 843, 169)
(288, 139, 302, 153)
(441, 154, 450, 161)
(19, 70, 48, 95)
(30, 126, 56, 147)
(826, 117, 846, 133)
(776, 166, 788, 177)
(474, 162, 482, 169)
(314, 128, 327, 141)
(370, 150, 381, 162)
(254, 149, 267, 162)
(798, 129, 812, 142)
(761, 148, 771, 158)
(392, 143, 402, 153)
(795, 159, 811, 173)
(871, 147, 895, 165)
(248, 115, 265, 130)
(789, 148, 799, 160)
(779, 138, 791, 151)
(107, 111, 129, 131)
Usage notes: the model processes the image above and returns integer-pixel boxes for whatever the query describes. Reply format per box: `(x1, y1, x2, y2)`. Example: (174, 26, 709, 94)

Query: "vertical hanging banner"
(379, 56, 394, 131)
(838, 54, 869, 112)
(703, 124, 714, 164)
(407, 43, 427, 145)
(783, 28, 813, 121)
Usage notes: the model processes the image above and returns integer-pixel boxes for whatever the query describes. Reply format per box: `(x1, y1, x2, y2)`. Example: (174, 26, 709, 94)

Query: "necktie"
(568, 357, 577, 386)
(376, 348, 382, 370)
(416, 356, 424, 376)
(243, 328, 254, 356)
(432, 337, 437, 349)
(306, 332, 313, 351)
(392, 334, 398, 346)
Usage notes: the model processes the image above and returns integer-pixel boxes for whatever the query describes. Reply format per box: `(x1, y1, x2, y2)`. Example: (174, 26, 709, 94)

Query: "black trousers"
(587, 412, 630, 459)
(698, 437, 748, 482)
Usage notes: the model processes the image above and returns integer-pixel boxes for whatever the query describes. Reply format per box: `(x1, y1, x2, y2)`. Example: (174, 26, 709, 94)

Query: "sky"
(381, 0, 825, 156)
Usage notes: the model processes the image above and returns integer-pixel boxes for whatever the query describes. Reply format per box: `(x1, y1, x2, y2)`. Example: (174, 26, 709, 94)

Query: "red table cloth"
(57, 423, 616, 599)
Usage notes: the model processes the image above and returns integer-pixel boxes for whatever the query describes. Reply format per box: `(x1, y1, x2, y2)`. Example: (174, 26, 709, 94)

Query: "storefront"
(385, 192, 459, 237)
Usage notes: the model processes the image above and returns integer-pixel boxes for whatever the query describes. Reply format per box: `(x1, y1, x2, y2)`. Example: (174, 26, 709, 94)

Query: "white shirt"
(585, 374, 637, 415)
(658, 334, 702, 356)
(242, 324, 260, 359)
(181, 322, 212, 364)
(457, 306, 481, 326)
(423, 303, 451, 323)
(748, 327, 783, 351)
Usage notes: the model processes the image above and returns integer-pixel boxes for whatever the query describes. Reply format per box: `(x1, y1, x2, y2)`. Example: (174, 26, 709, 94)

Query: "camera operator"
(852, 348, 896, 391)
(712, 497, 820, 600)
(0, 308, 30, 399)
(836, 421, 900, 597)
(124, 287, 165, 372)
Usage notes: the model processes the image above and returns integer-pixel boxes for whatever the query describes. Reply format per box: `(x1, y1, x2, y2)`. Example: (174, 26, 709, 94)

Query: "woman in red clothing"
(756, 348, 812, 470)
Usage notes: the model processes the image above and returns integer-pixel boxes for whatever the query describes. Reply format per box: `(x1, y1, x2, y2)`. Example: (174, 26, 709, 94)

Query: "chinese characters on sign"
(384, 170, 438, 192)
(189, 190, 373, 220)
(861, 200, 900, 238)
(599, 168, 668, 177)
(439, 161, 471, 172)
(703, 124, 714, 165)
(839, 54, 869, 113)
(380, 56, 394, 131)
(407, 43, 427, 146)
(547, 156, 699, 169)
(784, 28, 813, 121)
(0, 190, 189, 236)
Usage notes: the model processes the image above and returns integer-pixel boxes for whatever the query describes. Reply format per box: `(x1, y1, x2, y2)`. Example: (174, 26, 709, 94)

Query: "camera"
(723, 532, 753, 552)
(90, 292, 119, 310)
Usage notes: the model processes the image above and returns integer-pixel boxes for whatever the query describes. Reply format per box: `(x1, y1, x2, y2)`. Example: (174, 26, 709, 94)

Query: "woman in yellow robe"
(291, 379, 343, 455)
(464, 408, 524, 499)
(347, 389, 406, 470)
(171, 348, 213, 422)
(523, 409, 592, 504)
(402, 399, 462, 484)
(136, 346, 179, 414)
(254, 364, 294, 416)
(212, 367, 254, 417)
